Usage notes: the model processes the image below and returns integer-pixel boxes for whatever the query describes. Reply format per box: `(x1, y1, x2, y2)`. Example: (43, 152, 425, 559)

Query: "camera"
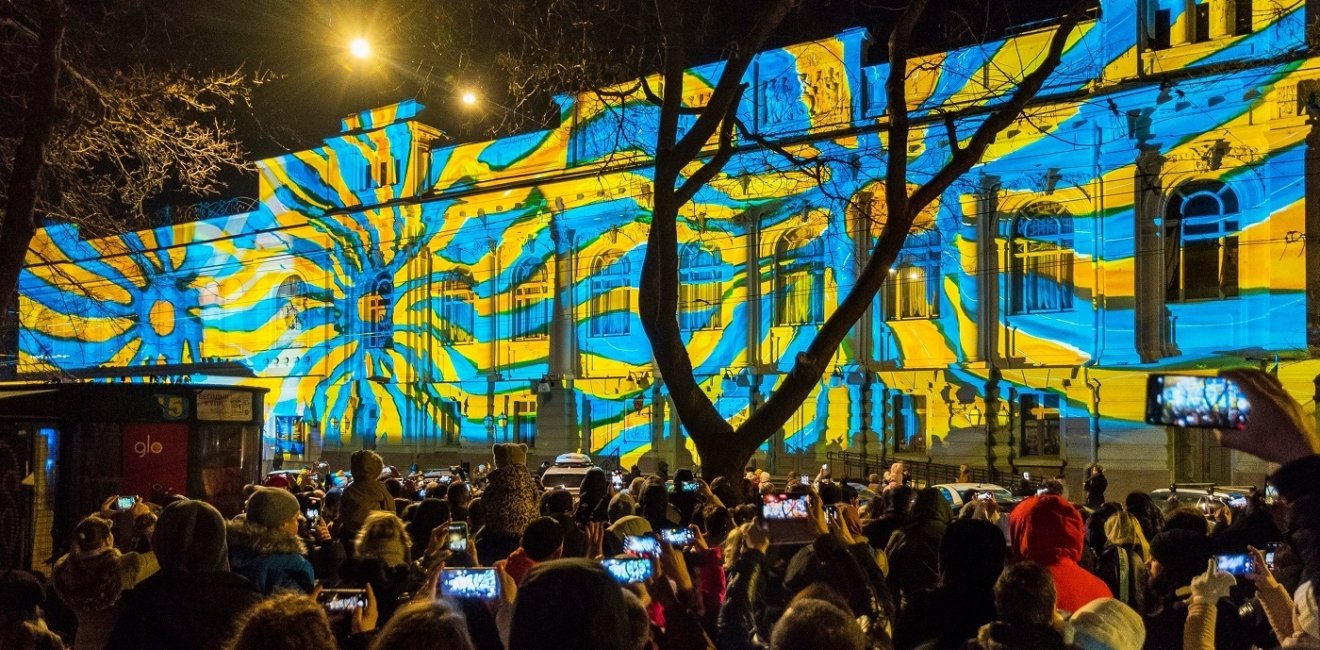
(659, 527, 695, 548)
(602, 557, 654, 584)
(681, 482, 701, 494)
(116, 495, 137, 510)
(446, 522, 469, 554)
(623, 534, 662, 558)
(317, 589, 366, 615)
(1146, 374, 1250, 429)
(440, 568, 501, 600)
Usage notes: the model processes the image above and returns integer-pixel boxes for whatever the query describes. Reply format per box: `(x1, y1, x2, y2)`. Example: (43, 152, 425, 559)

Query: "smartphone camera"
(317, 589, 367, 616)
(660, 527, 695, 548)
(116, 495, 136, 510)
(681, 482, 701, 494)
(602, 557, 654, 584)
(446, 522, 470, 554)
(1146, 374, 1250, 429)
(623, 534, 662, 558)
(440, 568, 501, 601)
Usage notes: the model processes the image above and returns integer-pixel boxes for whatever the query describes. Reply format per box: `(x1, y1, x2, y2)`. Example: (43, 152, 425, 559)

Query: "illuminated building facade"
(19, 0, 1320, 491)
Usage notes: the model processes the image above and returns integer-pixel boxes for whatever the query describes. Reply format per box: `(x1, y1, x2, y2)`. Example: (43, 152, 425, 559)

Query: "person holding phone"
(493, 517, 565, 585)
(228, 486, 316, 594)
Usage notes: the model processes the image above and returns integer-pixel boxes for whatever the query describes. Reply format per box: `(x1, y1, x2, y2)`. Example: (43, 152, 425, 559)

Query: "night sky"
(174, 0, 1082, 183)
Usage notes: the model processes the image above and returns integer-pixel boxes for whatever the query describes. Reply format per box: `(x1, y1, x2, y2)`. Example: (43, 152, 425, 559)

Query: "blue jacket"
(226, 520, 315, 594)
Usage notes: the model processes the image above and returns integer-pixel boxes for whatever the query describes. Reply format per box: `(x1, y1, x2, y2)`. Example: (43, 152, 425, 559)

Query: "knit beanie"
(608, 492, 636, 523)
(245, 486, 301, 528)
(355, 511, 410, 567)
(154, 500, 229, 572)
(1149, 529, 1213, 588)
(1070, 597, 1146, 650)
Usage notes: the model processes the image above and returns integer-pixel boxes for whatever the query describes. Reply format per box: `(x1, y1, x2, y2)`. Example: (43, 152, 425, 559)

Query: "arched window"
(364, 272, 393, 349)
(1009, 203, 1075, 314)
(590, 250, 631, 336)
(276, 275, 307, 330)
(1165, 180, 1240, 302)
(885, 229, 941, 320)
(774, 227, 825, 326)
(679, 244, 722, 331)
(438, 270, 475, 344)
(513, 260, 550, 341)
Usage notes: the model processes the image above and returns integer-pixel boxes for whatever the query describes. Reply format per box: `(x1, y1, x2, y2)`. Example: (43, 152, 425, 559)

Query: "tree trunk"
(0, 2, 65, 334)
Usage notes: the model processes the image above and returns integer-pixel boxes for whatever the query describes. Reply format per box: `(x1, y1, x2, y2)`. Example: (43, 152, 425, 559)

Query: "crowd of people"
(4, 369, 1320, 649)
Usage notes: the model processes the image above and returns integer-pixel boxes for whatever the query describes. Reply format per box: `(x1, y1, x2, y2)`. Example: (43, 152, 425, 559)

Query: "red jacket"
(1009, 494, 1112, 613)
(495, 548, 539, 585)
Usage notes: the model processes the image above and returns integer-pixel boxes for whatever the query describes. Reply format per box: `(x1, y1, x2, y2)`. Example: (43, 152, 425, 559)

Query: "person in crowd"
(1092, 510, 1148, 613)
(445, 483, 472, 524)
(1084, 502, 1122, 557)
(670, 469, 703, 528)
(1162, 506, 1211, 535)
(608, 489, 638, 524)
(338, 450, 395, 546)
(1124, 492, 1164, 543)
(887, 462, 909, 491)
(966, 496, 1010, 543)
(367, 600, 474, 650)
(769, 598, 864, 650)
(862, 483, 911, 547)
(963, 561, 1074, 650)
(1016, 472, 1034, 498)
(539, 489, 588, 557)
(404, 499, 451, 562)
(107, 500, 262, 649)
(337, 511, 428, 625)
(885, 487, 951, 607)
(494, 516, 565, 585)
(227, 486, 316, 594)
(0, 569, 67, 650)
(50, 515, 150, 649)
(478, 443, 539, 563)
(507, 558, 633, 650)
(1143, 528, 1250, 649)
(221, 592, 353, 650)
(1213, 488, 1283, 555)
(893, 518, 1005, 650)
(957, 464, 973, 484)
(639, 481, 680, 532)
(574, 467, 612, 526)
(1008, 492, 1111, 613)
(1083, 465, 1108, 510)
(1069, 597, 1146, 650)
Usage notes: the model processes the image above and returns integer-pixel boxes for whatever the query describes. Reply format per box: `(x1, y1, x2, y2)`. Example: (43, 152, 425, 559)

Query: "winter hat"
(246, 486, 301, 528)
(492, 442, 528, 469)
(350, 449, 385, 481)
(1010, 494, 1084, 564)
(1070, 597, 1146, 650)
(355, 510, 410, 567)
(154, 499, 229, 572)
(1149, 529, 1214, 587)
(522, 517, 567, 561)
(608, 515, 653, 539)
(1295, 581, 1320, 640)
(608, 492, 637, 523)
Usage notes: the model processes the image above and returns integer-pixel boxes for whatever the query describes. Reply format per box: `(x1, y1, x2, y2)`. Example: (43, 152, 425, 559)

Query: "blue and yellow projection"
(17, 0, 1320, 488)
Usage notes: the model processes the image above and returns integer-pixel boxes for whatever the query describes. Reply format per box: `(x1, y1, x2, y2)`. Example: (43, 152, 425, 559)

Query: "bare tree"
(0, 0, 257, 342)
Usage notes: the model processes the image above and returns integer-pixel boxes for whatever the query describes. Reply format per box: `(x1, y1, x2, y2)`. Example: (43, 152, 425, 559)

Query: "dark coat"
(894, 584, 995, 650)
(105, 568, 261, 650)
(885, 489, 951, 607)
(1093, 543, 1147, 613)
(960, 622, 1078, 650)
(1083, 473, 1108, 508)
(226, 520, 315, 594)
(1142, 598, 1252, 650)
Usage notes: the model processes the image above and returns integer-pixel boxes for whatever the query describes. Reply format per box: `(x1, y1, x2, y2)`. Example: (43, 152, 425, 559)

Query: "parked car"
(1149, 484, 1257, 517)
(541, 452, 596, 495)
(931, 482, 1020, 514)
(845, 482, 882, 510)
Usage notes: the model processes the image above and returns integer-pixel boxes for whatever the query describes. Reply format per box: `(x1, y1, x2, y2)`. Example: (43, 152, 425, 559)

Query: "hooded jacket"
(1009, 495, 1111, 614)
(886, 487, 952, 607)
(106, 500, 261, 650)
(481, 464, 539, 538)
(51, 548, 147, 650)
(338, 451, 395, 534)
(226, 519, 315, 594)
(961, 622, 1078, 650)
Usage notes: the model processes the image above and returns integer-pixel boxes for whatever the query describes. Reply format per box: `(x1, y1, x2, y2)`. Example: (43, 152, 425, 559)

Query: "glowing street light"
(461, 90, 478, 106)
(349, 38, 371, 60)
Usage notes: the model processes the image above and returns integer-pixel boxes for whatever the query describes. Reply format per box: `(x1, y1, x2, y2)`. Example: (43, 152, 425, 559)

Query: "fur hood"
(972, 621, 1075, 650)
(51, 548, 141, 612)
(226, 519, 307, 556)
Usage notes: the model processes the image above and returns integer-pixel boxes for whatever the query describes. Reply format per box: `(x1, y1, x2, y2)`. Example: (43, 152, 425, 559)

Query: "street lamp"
(349, 38, 372, 60)
(461, 90, 478, 106)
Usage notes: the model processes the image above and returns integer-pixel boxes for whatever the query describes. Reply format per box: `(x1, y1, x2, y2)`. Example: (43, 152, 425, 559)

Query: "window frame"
(590, 250, 632, 337)
(773, 227, 826, 327)
(679, 244, 723, 331)
(885, 229, 941, 321)
(1164, 180, 1241, 303)
(512, 260, 550, 341)
(1019, 393, 1062, 457)
(437, 269, 476, 344)
(1008, 203, 1075, 316)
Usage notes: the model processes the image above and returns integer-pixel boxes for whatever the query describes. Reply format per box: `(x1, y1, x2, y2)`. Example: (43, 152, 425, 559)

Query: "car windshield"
(985, 488, 1014, 502)
(544, 472, 587, 488)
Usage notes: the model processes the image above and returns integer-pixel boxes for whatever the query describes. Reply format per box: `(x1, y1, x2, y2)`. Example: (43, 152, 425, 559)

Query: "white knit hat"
(1070, 598, 1146, 650)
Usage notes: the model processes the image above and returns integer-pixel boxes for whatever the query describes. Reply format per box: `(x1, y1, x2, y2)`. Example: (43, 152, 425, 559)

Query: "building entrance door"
(1172, 427, 1231, 485)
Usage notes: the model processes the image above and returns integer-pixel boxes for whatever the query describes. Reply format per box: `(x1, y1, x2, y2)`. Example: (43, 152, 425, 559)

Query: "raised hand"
(1218, 369, 1320, 465)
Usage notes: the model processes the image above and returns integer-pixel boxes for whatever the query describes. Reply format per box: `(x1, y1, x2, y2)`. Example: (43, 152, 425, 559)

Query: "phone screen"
(760, 493, 814, 545)
(1146, 374, 1250, 429)
(116, 496, 136, 509)
(682, 482, 701, 494)
(317, 589, 367, 616)
(623, 534, 662, 558)
(305, 507, 320, 522)
(602, 557, 654, 584)
(1215, 550, 1276, 577)
(659, 528, 695, 548)
(446, 522, 469, 553)
(440, 568, 501, 600)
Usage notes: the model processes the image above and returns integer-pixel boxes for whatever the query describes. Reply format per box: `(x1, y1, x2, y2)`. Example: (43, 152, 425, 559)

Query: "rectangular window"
(1193, 2, 1211, 42)
(591, 284, 631, 336)
(886, 266, 938, 320)
(1153, 9, 1172, 50)
(514, 285, 550, 340)
(1166, 224, 1239, 302)
(776, 270, 823, 325)
(891, 394, 927, 454)
(1020, 393, 1062, 457)
(1234, 0, 1253, 35)
(679, 277, 722, 330)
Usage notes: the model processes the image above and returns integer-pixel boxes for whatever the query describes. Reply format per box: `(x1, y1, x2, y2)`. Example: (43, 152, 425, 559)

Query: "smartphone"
(799, 474, 810, 485)
(760, 492, 814, 545)
(116, 495, 137, 510)
(317, 588, 367, 615)
(1146, 374, 1250, 429)
(623, 534, 663, 558)
(440, 568, 501, 600)
(977, 492, 995, 502)
(659, 527, 696, 548)
(682, 482, 701, 494)
(305, 507, 320, 523)
(602, 557, 654, 584)
(446, 522, 469, 554)
(612, 474, 626, 490)
(824, 504, 838, 522)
